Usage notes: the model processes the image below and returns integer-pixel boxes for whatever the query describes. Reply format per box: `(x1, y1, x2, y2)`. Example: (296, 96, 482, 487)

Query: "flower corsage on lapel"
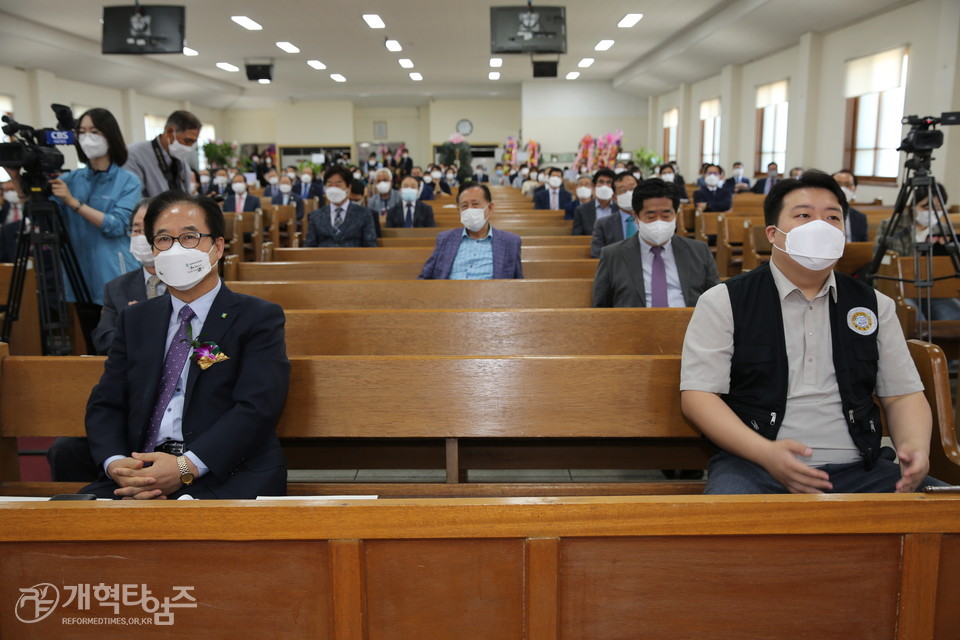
(183, 326, 230, 371)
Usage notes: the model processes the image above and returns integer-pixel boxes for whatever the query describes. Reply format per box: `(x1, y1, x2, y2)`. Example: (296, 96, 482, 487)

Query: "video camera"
(898, 112, 959, 154)
(0, 104, 77, 193)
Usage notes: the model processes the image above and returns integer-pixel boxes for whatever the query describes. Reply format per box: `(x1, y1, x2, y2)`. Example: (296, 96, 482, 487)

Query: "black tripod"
(1, 176, 98, 355)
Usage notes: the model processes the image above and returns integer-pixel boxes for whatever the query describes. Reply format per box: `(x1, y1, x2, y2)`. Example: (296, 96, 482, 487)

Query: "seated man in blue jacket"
(693, 164, 733, 212)
(419, 182, 523, 280)
(533, 167, 572, 210)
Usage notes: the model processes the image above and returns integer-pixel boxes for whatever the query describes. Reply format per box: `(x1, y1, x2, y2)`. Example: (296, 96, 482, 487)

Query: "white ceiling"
(0, 0, 912, 110)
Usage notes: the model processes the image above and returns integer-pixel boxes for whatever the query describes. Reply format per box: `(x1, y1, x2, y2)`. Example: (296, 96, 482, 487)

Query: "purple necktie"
(650, 246, 668, 308)
(405, 205, 413, 228)
(143, 305, 196, 451)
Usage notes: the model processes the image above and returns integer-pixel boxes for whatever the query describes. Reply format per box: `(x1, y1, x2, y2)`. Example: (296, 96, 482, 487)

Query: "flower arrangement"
(202, 139, 239, 169)
(449, 133, 465, 144)
(502, 136, 518, 169)
(574, 135, 594, 172)
(182, 326, 229, 371)
(525, 140, 540, 167)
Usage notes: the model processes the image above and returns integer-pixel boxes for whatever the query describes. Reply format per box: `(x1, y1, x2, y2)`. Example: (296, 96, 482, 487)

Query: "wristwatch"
(176, 455, 194, 486)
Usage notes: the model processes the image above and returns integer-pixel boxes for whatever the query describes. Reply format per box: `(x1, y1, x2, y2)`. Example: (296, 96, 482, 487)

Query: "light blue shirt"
(595, 199, 615, 221)
(449, 227, 494, 280)
(638, 238, 686, 307)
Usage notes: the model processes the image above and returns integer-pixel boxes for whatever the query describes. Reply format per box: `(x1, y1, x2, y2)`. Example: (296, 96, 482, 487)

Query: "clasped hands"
(107, 452, 198, 500)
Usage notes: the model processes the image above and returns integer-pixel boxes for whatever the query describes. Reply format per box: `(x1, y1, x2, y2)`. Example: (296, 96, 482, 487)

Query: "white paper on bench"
(0, 496, 113, 502)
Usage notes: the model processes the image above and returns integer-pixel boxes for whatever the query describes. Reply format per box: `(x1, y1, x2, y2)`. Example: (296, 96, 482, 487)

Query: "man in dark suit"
(205, 169, 230, 201)
(397, 150, 413, 177)
(751, 162, 781, 195)
(263, 168, 281, 199)
(387, 176, 435, 228)
(272, 174, 304, 220)
(832, 169, 868, 242)
(572, 168, 618, 235)
(305, 166, 377, 247)
(693, 164, 733, 212)
(566, 175, 594, 220)
(590, 171, 639, 258)
(223, 174, 260, 213)
(533, 167, 573, 210)
(295, 166, 324, 201)
(419, 182, 523, 280)
(724, 162, 752, 193)
(1, 181, 24, 225)
(593, 178, 720, 307)
(80, 191, 290, 499)
(473, 164, 490, 183)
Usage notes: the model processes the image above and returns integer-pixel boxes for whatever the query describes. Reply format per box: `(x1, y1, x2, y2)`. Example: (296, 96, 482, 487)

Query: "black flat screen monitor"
(490, 6, 566, 54)
(102, 5, 185, 54)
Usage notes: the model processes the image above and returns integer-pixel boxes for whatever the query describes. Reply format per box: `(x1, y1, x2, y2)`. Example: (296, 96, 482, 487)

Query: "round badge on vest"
(847, 307, 878, 335)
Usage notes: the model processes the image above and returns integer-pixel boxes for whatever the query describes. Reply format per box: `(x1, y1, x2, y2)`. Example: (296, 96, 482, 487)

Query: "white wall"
(353, 106, 429, 165)
(521, 81, 647, 159)
(428, 99, 520, 147)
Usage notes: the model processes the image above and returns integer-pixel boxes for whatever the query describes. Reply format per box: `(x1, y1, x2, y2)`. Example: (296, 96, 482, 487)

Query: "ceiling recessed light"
(216, 62, 240, 72)
(330, 73, 346, 83)
(276, 41, 299, 54)
(230, 16, 262, 31)
(307, 60, 326, 70)
(489, 57, 503, 68)
(362, 14, 385, 29)
(488, 71, 500, 80)
(183, 47, 198, 56)
(618, 14, 644, 28)
(578, 58, 594, 68)
(410, 72, 423, 81)
(385, 39, 402, 52)
(595, 40, 615, 51)
(258, 78, 271, 85)
(398, 58, 414, 69)
(566, 71, 580, 80)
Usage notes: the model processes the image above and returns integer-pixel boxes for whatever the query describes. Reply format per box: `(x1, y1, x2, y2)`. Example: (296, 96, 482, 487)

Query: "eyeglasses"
(152, 232, 214, 251)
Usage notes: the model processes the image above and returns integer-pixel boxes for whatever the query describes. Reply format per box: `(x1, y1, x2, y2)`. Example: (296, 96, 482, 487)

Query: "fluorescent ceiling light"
(566, 71, 580, 80)
(489, 57, 503, 68)
(578, 57, 594, 68)
(330, 74, 347, 83)
(385, 40, 402, 52)
(258, 79, 271, 85)
(182, 47, 198, 56)
(363, 14, 385, 29)
(216, 62, 240, 72)
(618, 14, 644, 28)
(230, 16, 262, 31)
(307, 60, 326, 70)
(276, 41, 300, 53)
(595, 40, 615, 51)
(398, 58, 414, 69)
(488, 71, 500, 80)
(410, 72, 423, 81)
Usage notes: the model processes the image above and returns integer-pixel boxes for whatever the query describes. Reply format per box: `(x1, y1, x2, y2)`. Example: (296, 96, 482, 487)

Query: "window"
(755, 80, 788, 175)
(662, 108, 678, 163)
(0, 95, 13, 180)
(843, 47, 908, 183)
(699, 99, 721, 167)
(197, 124, 217, 170)
(144, 114, 166, 141)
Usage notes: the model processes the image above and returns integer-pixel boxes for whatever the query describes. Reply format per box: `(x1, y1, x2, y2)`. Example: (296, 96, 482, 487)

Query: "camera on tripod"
(898, 112, 959, 155)
(0, 104, 76, 194)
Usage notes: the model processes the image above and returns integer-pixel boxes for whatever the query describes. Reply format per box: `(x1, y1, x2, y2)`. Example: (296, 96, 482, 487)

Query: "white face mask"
(79, 132, 109, 160)
(199, 175, 210, 185)
(537, 173, 547, 183)
(154, 243, 216, 291)
(214, 175, 228, 187)
(301, 174, 312, 184)
(774, 220, 845, 271)
(547, 176, 563, 189)
(279, 183, 292, 194)
(595, 185, 614, 201)
(401, 187, 418, 203)
(286, 172, 297, 181)
(840, 186, 856, 204)
(129, 234, 155, 266)
(616, 191, 634, 212)
(325, 186, 348, 205)
(637, 218, 676, 247)
(460, 206, 488, 232)
(231, 182, 246, 194)
(576, 186, 592, 200)
(167, 132, 194, 160)
(267, 176, 279, 186)
(733, 168, 744, 178)
(614, 167, 626, 174)
(445, 173, 455, 181)
(376, 181, 393, 195)
(660, 173, 675, 183)
(431, 171, 442, 180)
(632, 172, 641, 181)
(520, 168, 530, 177)
(914, 208, 934, 230)
(704, 174, 721, 187)
(353, 171, 362, 180)
(228, 171, 237, 180)
(3, 190, 19, 205)
(422, 174, 433, 184)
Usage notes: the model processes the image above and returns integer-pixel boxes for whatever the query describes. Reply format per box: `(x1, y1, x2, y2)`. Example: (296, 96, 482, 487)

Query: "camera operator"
(4, 108, 141, 306)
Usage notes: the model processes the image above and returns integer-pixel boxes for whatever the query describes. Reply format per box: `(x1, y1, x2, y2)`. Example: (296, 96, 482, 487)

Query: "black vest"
(723, 262, 883, 468)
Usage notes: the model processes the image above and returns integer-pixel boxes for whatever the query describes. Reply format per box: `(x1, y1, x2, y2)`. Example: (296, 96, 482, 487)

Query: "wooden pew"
(379, 235, 591, 248)
(0, 263, 42, 355)
(716, 214, 763, 277)
(2, 495, 959, 639)
(874, 255, 960, 344)
(271, 246, 592, 262)
(226, 279, 595, 309)
(382, 226, 573, 237)
(223, 259, 599, 281)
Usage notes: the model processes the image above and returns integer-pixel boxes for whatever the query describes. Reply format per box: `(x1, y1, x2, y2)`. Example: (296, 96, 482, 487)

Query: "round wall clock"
(456, 119, 473, 136)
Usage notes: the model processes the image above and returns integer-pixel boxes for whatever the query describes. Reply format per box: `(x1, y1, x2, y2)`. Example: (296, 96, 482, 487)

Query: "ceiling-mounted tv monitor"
(102, 5, 185, 54)
(490, 6, 566, 54)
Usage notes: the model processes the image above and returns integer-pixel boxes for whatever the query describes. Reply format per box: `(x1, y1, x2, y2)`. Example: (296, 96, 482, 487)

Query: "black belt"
(154, 440, 186, 456)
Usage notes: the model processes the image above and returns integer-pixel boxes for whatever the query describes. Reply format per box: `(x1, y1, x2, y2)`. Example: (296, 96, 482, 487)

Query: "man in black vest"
(680, 170, 945, 494)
